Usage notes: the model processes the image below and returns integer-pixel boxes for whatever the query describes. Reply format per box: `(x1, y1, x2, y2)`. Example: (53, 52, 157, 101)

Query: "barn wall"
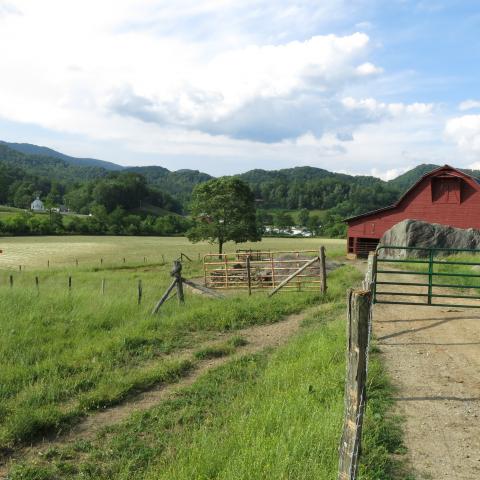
(347, 172, 480, 254)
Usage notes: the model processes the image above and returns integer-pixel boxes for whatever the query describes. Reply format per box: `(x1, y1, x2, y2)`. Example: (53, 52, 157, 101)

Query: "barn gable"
(345, 165, 480, 256)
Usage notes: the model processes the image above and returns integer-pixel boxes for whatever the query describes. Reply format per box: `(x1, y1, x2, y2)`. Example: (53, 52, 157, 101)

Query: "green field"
(0, 235, 345, 270)
(0, 236, 407, 479)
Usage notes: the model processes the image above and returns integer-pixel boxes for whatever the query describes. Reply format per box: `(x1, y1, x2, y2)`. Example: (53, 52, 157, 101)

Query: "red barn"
(345, 165, 480, 257)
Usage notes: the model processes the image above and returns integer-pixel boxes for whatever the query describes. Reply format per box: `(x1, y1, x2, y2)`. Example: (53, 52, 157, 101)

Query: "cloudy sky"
(1, 0, 480, 178)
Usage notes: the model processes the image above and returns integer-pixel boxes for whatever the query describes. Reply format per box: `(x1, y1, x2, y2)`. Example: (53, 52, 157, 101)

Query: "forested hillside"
(125, 166, 213, 204)
(1, 140, 463, 238)
(0, 141, 122, 171)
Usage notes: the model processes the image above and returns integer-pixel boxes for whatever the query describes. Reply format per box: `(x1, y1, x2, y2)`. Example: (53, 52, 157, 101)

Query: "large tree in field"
(187, 177, 261, 254)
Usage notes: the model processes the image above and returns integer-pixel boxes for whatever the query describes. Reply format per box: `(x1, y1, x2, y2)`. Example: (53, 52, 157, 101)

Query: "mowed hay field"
(0, 236, 405, 479)
(0, 236, 346, 270)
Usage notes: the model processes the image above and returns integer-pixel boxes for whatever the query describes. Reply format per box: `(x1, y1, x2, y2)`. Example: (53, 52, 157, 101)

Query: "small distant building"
(31, 196, 45, 211)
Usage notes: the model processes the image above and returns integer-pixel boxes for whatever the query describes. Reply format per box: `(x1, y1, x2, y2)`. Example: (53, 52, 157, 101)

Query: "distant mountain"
(0, 141, 123, 171)
(0, 144, 109, 183)
(9, 138, 480, 213)
(387, 164, 439, 192)
(388, 163, 480, 193)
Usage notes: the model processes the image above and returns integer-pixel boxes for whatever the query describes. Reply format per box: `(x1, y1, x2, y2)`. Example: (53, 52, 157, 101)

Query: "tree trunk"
(218, 239, 223, 256)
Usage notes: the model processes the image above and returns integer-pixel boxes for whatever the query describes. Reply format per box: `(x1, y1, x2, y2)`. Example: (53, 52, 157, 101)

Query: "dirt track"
(373, 275, 480, 479)
(0, 305, 316, 478)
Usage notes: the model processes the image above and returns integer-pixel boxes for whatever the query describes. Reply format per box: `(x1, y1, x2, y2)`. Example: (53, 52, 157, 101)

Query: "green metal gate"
(373, 246, 480, 308)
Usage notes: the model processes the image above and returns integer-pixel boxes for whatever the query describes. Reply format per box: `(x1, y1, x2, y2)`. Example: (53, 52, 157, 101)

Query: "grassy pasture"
(0, 236, 346, 270)
(0, 236, 346, 449)
(1, 235, 410, 479)
(7, 267, 409, 480)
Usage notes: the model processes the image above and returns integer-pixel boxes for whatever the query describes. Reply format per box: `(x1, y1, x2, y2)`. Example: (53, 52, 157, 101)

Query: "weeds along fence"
(1, 251, 208, 272)
(203, 249, 327, 293)
(338, 252, 374, 480)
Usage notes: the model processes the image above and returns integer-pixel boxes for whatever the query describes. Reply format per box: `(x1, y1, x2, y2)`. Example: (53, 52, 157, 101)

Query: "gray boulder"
(379, 219, 480, 258)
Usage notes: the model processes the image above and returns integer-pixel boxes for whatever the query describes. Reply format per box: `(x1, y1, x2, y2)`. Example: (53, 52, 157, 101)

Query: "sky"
(1, 0, 480, 178)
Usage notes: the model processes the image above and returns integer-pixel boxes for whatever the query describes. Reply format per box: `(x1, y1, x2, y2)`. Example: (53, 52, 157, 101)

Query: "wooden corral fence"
(203, 249, 327, 293)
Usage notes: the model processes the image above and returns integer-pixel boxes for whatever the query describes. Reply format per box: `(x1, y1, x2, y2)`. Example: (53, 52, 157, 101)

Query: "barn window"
(431, 177, 461, 204)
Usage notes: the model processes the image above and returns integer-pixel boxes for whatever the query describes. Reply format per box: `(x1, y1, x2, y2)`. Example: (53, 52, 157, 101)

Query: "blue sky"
(1, 0, 480, 178)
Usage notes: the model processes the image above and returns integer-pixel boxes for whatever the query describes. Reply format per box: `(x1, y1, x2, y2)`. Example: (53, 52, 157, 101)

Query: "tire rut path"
(0, 305, 318, 477)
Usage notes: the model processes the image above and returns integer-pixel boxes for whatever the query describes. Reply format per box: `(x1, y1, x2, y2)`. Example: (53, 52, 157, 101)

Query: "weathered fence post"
(162, 254, 165, 264)
(319, 246, 327, 294)
(338, 289, 372, 480)
(173, 260, 185, 304)
(35, 276, 39, 295)
(101, 278, 105, 295)
(9, 275, 13, 288)
(246, 256, 252, 296)
(68, 276, 72, 291)
(47, 260, 50, 269)
(100, 258, 103, 266)
(138, 279, 143, 305)
(19, 265, 22, 272)
(362, 251, 377, 291)
(76, 258, 79, 267)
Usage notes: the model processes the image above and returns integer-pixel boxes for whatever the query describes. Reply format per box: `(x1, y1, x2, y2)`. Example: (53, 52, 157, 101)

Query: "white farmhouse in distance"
(31, 196, 45, 211)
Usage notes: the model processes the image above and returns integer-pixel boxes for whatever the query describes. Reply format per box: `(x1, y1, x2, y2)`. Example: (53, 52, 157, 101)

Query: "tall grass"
(0, 260, 353, 448)
(7, 266, 410, 480)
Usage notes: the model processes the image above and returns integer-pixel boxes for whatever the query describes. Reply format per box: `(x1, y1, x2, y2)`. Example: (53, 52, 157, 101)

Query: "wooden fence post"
(68, 276, 72, 291)
(138, 279, 143, 305)
(101, 278, 105, 295)
(338, 289, 371, 480)
(362, 252, 377, 290)
(162, 254, 165, 264)
(47, 260, 50, 269)
(246, 256, 252, 296)
(35, 276, 39, 295)
(9, 275, 13, 288)
(173, 260, 185, 304)
(76, 259, 79, 267)
(319, 246, 327, 294)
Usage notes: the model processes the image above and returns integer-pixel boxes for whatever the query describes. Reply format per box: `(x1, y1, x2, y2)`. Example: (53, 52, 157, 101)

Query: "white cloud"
(0, 0, 379, 144)
(356, 62, 383, 76)
(445, 115, 480, 154)
(342, 97, 434, 118)
(459, 100, 480, 111)
(370, 167, 410, 181)
(0, 0, 461, 177)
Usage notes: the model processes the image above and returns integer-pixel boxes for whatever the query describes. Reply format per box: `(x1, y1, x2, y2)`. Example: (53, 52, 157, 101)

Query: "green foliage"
(125, 166, 213, 204)
(188, 177, 261, 253)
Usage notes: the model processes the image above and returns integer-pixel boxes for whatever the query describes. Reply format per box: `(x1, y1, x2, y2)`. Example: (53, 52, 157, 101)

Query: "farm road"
(373, 274, 480, 479)
(0, 304, 318, 478)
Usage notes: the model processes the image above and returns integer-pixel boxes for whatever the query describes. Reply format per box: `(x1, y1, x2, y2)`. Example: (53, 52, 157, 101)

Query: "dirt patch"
(372, 272, 480, 479)
(0, 305, 317, 477)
